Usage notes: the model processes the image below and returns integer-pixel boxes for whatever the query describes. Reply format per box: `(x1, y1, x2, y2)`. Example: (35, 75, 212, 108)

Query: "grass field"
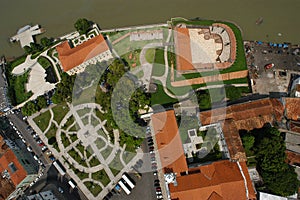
(101, 145, 113, 160)
(13, 71, 33, 104)
(33, 110, 51, 132)
(89, 156, 101, 167)
(92, 170, 110, 186)
(84, 181, 102, 197)
(152, 48, 165, 77)
(145, 48, 155, 63)
(37, 56, 52, 69)
(52, 103, 69, 125)
(108, 150, 123, 175)
(150, 80, 178, 106)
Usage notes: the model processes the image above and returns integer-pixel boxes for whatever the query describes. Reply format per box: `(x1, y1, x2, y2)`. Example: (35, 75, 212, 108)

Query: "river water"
(1, 0, 299, 57)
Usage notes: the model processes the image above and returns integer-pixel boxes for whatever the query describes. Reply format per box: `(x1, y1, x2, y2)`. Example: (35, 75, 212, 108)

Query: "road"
(7, 112, 50, 165)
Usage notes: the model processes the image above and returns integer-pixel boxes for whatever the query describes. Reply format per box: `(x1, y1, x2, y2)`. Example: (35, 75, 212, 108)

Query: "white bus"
(118, 180, 131, 195)
(122, 174, 135, 189)
(53, 161, 66, 176)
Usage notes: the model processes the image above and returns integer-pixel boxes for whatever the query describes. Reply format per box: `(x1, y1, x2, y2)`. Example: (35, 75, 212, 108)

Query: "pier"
(10, 24, 45, 48)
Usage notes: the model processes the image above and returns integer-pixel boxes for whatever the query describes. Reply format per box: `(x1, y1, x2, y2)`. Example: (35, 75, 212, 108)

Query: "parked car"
(148, 142, 154, 146)
(33, 155, 39, 161)
(156, 187, 161, 191)
(149, 146, 154, 151)
(42, 146, 48, 152)
(27, 146, 32, 152)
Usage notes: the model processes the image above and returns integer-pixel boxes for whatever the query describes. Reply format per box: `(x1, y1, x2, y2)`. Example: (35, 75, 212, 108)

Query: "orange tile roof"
(169, 160, 256, 200)
(285, 98, 300, 121)
(174, 27, 194, 72)
(56, 34, 109, 72)
(0, 149, 27, 187)
(200, 98, 284, 129)
(151, 110, 188, 174)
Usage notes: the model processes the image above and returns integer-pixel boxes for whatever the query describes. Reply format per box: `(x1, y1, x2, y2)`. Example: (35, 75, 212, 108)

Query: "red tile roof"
(174, 27, 194, 72)
(169, 160, 256, 200)
(56, 34, 109, 72)
(200, 98, 284, 130)
(285, 98, 300, 121)
(151, 110, 188, 174)
(0, 149, 27, 187)
(0, 177, 15, 200)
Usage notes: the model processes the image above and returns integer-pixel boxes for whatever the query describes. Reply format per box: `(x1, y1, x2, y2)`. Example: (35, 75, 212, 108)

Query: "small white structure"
(10, 25, 45, 48)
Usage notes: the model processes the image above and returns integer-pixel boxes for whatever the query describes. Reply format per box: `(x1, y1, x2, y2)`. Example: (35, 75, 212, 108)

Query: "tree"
(24, 45, 32, 55)
(40, 37, 53, 48)
(74, 18, 91, 35)
(36, 96, 47, 110)
(252, 127, 300, 196)
(241, 133, 255, 156)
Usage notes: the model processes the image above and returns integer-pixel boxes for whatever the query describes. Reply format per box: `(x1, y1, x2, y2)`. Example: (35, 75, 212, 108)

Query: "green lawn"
(92, 170, 110, 186)
(108, 150, 123, 175)
(91, 115, 100, 127)
(62, 116, 75, 130)
(95, 138, 106, 150)
(61, 132, 71, 148)
(33, 110, 51, 132)
(45, 123, 57, 139)
(77, 108, 91, 117)
(69, 133, 78, 142)
(152, 48, 165, 77)
(13, 71, 33, 104)
(101, 146, 113, 160)
(69, 123, 79, 132)
(97, 129, 107, 140)
(52, 103, 69, 125)
(76, 143, 85, 155)
(70, 164, 89, 180)
(86, 145, 93, 158)
(145, 48, 155, 63)
(37, 56, 52, 69)
(121, 50, 141, 68)
(82, 115, 89, 126)
(122, 151, 136, 164)
(68, 148, 88, 167)
(89, 156, 101, 167)
(150, 80, 178, 106)
(84, 181, 102, 197)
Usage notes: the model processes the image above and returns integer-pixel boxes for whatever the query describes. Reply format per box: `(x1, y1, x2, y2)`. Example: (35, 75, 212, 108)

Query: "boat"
(264, 63, 274, 70)
(256, 17, 263, 25)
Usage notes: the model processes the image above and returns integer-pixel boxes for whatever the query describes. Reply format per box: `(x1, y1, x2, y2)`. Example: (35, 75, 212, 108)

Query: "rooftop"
(199, 98, 284, 130)
(285, 98, 300, 121)
(169, 160, 256, 200)
(56, 34, 110, 72)
(151, 110, 188, 174)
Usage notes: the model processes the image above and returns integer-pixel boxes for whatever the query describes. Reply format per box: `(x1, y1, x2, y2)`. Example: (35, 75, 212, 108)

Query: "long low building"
(56, 34, 113, 75)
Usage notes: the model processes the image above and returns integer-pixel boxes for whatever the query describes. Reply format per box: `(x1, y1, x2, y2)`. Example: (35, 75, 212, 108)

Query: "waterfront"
(1, 0, 299, 57)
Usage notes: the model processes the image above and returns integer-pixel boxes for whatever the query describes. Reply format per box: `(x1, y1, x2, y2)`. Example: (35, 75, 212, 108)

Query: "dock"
(10, 24, 45, 48)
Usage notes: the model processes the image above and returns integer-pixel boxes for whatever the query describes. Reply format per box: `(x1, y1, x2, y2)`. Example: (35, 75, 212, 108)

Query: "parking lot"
(245, 41, 300, 95)
(109, 127, 162, 200)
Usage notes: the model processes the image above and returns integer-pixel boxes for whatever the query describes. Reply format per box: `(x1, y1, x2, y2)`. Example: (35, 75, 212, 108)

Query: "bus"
(53, 161, 66, 176)
(122, 173, 135, 189)
(118, 180, 131, 195)
(68, 179, 77, 189)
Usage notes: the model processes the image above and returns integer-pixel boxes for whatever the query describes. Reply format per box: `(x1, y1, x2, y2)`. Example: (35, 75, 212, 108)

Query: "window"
(8, 162, 17, 173)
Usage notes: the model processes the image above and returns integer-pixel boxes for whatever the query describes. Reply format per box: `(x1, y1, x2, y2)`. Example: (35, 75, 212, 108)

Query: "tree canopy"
(243, 126, 300, 196)
(74, 18, 91, 35)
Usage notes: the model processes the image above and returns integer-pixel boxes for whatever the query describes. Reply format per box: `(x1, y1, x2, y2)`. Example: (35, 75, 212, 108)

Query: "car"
(152, 165, 157, 170)
(33, 155, 39, 161)
(37, 140, 42, 144)
(26, 126, 31, 131)
(49, 155, 55, 161)
(148, 138, 153, 143)
(21, 139, 26, 143)
(157, 194, 163, 199)
(38, 142, 44, 147)
(42, 146, 48, 152)
(35, 136, 40, 141)
(33, 134, 39, 139)
(156, 187, 161, 191)
(150, 152, 155, 157)
(156, 191, 162, 195)
(153, 171, 158, 176)
(154, 182, 160, 187)
(149, 146, 154, 151)
(152, 163, 157, 167)
(148, 142, 154, 146)
(45, 150, 52, 155)
(154, 179, 159, 183)
(27, 146, 33, 152)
